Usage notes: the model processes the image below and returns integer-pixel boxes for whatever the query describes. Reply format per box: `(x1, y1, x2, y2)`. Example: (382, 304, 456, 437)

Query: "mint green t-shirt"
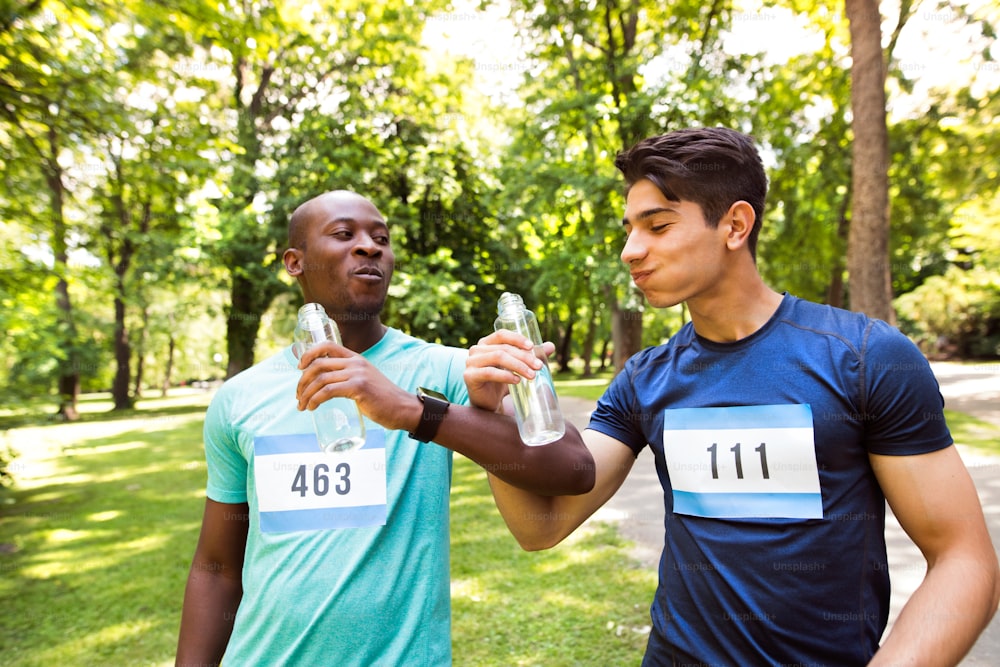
(203, 328, 469, 666)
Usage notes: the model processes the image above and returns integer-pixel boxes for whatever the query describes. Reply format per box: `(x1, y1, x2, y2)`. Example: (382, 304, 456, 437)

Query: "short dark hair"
(614, 127, 768, 259)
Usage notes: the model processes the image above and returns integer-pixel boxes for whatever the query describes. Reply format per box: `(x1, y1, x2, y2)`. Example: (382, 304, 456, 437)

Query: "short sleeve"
(861, 321, 953, 456)
(203, 387, 250, 504)
(587, 359, 646, 457)
(443, 348, 470, 407)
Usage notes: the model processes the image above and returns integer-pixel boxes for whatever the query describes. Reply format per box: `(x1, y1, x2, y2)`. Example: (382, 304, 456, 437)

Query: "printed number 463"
(291, 463, 351, 497)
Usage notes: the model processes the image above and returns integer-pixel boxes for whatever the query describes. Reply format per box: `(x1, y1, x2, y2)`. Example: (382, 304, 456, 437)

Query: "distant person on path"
(175, 190, 593, 666)
(465, 128, 1000, 666)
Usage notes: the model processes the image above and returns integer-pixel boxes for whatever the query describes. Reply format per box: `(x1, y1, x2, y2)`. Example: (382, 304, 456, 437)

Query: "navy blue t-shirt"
(589, 294, 952, 666)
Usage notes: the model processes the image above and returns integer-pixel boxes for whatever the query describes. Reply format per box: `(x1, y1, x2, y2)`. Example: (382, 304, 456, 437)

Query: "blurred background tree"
(1, 0, 997, 419)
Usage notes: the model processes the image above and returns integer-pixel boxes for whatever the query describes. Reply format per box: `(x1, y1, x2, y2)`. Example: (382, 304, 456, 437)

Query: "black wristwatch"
(409, 387, 450, 443)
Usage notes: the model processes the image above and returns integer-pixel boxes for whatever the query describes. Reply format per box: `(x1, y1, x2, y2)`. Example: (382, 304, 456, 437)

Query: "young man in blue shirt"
(466, 128, 999, 665)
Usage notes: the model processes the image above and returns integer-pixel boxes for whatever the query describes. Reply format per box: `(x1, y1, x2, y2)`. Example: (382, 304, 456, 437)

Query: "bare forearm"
(487, 472, 585, 550)
(435, 405, 595, 496)
(872, 556, 999, 666)
(176, 569, 243, 666)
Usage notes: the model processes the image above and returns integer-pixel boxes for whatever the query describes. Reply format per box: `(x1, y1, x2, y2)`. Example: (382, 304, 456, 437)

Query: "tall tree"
(0, 2, 121, 418)
(499, 0, 750, 370)
(845, 0, 893, 320)
(157, 0, 453, 375)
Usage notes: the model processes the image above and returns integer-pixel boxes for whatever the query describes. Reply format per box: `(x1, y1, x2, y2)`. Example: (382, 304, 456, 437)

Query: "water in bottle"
(294, 303, 366, 453)
(494, 292, 565, 445)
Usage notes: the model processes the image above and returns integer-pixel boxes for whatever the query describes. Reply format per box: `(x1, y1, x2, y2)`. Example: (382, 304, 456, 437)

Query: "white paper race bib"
(253, 430, 387, 532)
(663, 404, 822, 519)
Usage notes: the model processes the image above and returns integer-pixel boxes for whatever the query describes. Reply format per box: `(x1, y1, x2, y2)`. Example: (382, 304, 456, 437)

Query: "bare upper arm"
(192, 498, 250, 577)
(576, 428, 639, 513)
(871, 447, 992, 563)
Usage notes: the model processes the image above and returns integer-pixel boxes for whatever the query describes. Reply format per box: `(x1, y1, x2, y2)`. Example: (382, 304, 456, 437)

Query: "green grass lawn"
(945, 409, 1000, 457)
(4, 381, 997, 666)
(553, 371, 613, 402)
(0, 390, 654, 666)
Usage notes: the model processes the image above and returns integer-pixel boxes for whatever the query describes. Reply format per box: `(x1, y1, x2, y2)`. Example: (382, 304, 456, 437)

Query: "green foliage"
(895, 183, 1000, 359)
(752, 28, 853, 303)
(2, 0, 999, 413)
(896, 266, 1000, 358)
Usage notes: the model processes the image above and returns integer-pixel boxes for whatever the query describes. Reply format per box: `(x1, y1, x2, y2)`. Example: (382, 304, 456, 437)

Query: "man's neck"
(687, 277, 784, 344)
(337, 318, 388, 354)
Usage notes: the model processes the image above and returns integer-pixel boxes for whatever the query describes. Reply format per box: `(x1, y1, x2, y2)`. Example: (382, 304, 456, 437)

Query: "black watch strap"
(409, 387, 450, 443)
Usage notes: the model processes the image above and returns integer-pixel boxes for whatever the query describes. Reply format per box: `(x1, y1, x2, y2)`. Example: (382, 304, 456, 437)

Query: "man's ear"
(724, 201, 755, 251)
(283, 248, 303, 277)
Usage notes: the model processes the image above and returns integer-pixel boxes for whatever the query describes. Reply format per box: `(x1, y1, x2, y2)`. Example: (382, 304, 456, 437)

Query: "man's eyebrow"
(621, 206, 675, 226)
(324, 216, 388, 226)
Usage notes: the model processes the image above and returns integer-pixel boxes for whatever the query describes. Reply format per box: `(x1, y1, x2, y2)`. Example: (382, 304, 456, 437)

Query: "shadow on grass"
(0, 400, 212, 432)
(0, 416, 207, 667)
(449, 456, 656, 666)
(1, 399, 657, 667)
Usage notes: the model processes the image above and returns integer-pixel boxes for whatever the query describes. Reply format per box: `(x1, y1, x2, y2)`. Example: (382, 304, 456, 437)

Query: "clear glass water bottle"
(294, 303, 366, 453)
(494, 292, 565, 445)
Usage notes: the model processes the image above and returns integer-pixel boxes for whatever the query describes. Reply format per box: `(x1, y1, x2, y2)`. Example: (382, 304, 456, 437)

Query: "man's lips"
(353, 266, 384, 280)
(630, 269, 652, 285)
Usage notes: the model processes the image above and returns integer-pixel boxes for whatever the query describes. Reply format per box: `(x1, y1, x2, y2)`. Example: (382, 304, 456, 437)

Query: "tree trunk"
(107, 167, 145, 411)
(599, 337, 611, 371)
(46, 126, 79, 421)
(161, 333, 175, 398)
(133, 305, 148, 399)
(611, 301, 643, 375)
(580, 302, 598, 378)
(845, 0, 894, 321)
(111, 291, 134, 410)
(225, 272, 269, 377)
(825, 193, 851, 308)
(557, 316, 574, 373)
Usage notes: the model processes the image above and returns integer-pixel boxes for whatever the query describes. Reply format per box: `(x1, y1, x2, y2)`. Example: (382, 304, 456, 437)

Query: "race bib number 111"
(663, 404, 822, 519)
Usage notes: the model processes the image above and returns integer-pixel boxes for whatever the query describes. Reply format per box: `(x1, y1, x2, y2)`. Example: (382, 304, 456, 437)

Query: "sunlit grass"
(450, 454, 655, 666)
(553, 370, 613, 401)
(945, 409, 1000, 457)
(1, 392, 655, 666)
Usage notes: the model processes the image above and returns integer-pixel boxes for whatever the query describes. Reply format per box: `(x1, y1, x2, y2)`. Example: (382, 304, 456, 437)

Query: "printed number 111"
(707, 442, 769, 479)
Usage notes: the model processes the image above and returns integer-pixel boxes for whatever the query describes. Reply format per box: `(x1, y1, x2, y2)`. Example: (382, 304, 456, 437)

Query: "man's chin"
(344, 300, 387, 323)
(641, 291, 683, 310)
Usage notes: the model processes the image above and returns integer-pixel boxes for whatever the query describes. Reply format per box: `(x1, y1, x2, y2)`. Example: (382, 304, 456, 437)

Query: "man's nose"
(353, 234, 382, 256)
(620, 231, 645, 265)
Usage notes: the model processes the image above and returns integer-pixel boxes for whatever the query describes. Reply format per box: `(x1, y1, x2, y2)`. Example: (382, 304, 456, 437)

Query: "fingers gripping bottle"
(294, 303, 366, 453)
(494, 292, 566, 445)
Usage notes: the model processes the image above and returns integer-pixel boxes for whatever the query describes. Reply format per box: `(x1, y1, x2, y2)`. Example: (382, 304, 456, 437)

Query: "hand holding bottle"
(492, 293, 566, 446)
(294, 303, 367, 453)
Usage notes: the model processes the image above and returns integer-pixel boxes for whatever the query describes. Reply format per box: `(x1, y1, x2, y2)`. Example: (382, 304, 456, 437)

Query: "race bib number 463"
(253, 431, 387, 533)
(663, 404, 822, 519)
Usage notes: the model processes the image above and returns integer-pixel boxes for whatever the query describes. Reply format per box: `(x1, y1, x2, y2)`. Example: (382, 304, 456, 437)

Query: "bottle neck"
(497, 292, 525, 318)
(297, 303, 340, 344)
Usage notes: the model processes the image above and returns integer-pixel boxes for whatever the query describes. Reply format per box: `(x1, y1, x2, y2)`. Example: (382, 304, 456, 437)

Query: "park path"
(559, 361, 1000, 665)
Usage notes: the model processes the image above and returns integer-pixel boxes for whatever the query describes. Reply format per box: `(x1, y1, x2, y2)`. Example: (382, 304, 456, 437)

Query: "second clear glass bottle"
(294, 303, 367, 453)
(493, 292, 565, 445)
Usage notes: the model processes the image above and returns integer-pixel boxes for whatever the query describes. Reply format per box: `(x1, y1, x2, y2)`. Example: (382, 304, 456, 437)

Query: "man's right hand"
(464, 329, 554, 412)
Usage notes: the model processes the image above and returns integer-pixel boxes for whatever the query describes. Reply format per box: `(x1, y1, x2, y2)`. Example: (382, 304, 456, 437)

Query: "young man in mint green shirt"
(176, 190, 594, 666)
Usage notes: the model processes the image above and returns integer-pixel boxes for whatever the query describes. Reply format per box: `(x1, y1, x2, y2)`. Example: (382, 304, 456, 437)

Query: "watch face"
(417, 387, 449, 403)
